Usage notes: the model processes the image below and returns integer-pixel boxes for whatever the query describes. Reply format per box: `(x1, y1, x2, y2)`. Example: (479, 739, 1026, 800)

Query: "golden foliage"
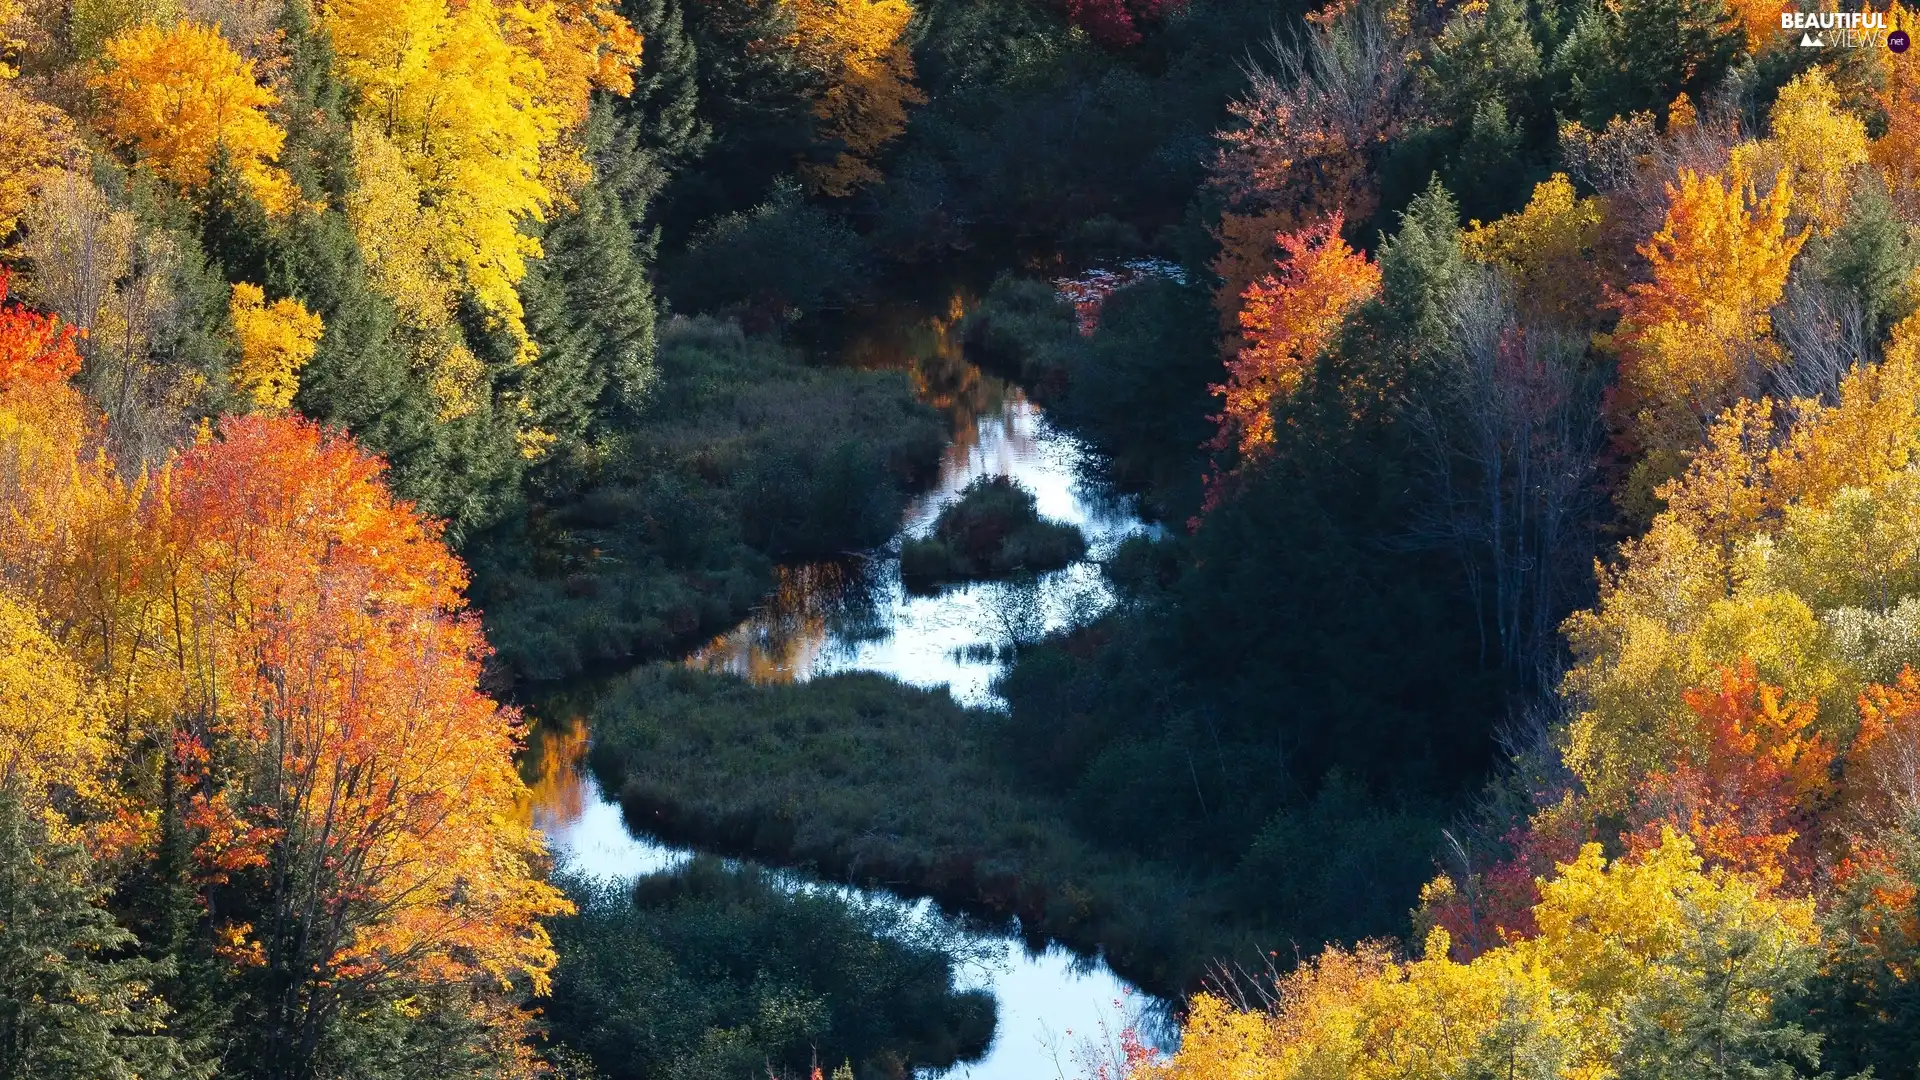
(1604, 160, 1805, 458)
(1563, 315, 1920, 809)
(1464, 172, 1606, 323)
(227, 282, 321, 410)
(1733, 67, 1869, 234)
(324, 0, 639, 356)
(787, 0, 926, 196)
(0, 81, 80, 242)
(1871, 4, 1920, 214)
(89, 20, 297, 213)
(1146, 833, 1817, 1080)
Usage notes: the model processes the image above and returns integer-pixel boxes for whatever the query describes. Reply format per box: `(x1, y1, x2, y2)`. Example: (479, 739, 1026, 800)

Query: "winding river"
(524, 281, 1173, 1079)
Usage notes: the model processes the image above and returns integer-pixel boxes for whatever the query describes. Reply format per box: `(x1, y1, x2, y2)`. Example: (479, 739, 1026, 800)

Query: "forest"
(2, 0, 1920, 1072)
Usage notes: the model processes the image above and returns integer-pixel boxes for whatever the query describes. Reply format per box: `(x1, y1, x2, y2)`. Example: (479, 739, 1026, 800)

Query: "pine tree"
(0, 792, 193, 1080)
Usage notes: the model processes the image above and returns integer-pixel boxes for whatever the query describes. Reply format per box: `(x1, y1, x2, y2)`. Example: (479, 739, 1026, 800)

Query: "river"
(523, 280, 1173, 1079)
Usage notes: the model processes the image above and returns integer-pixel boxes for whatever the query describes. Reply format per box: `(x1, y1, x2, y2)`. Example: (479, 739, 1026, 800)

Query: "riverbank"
(584, 665, 1259, 997)
(469, 317, 946, 682)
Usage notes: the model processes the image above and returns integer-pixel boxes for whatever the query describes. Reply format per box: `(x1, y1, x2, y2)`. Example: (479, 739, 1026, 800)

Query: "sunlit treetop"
(89, 20, 299, 214)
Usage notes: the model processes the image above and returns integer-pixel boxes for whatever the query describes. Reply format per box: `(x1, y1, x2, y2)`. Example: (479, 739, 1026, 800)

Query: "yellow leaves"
(1149, 834, 1817, 1080)
(0, 590, 105, 819)
(325, 0, 638, 356)
(228, 283, 321, 410)
(786, 0, 926, 196)
(1734, 67, 1868, 234)
(90, 21, 297, 213)
(0, 81, 81, 242)
(1606, 160, 1805, 457)
(1464, 172, 1605, 322)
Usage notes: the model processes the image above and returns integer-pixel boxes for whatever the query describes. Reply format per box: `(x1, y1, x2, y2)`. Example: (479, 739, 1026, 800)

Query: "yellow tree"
(1464, 172, 1606, 325)
(89, 21, 297, 213)
(1146, 833, 1819, 1080)
(324, 0, 638, 358)
(788, 0, 926, 196)
(1734, 67, 1869, 234)
(1605, 160, 1804, 460)
(228, 282, 321, 409)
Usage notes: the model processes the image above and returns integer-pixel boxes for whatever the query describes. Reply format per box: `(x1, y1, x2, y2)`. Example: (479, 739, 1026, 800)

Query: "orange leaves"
(0, 271, 82, 389)
(90, 21, 298, 213)
(1604, 162, 1804, 458)
(1847, 667, 1920, 839)
(1202, 213, 1378, 510)
(787, 0, 926, 196)
(165, 414, 567, 994)
(1626, 661, 1833, 891)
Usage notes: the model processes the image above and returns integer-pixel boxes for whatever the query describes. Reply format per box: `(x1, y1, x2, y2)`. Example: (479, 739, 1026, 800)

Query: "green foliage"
(899, 475, 1086, 592)
(0, 792, 193, 1080)
(466, 318, 942, 680)
(585, 665, 1271, 993)
(518, 112, 660, 473)
(1807, 173, 1919, 337)
(664, 182, 872, 328)
(546, 863, 994, 1080)
(1550, 0, 1744, 128)
(1376, 178, 1468, 350)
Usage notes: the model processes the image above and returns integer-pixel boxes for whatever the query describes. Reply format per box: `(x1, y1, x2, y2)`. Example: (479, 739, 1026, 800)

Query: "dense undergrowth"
(545, 862, 995, 1080)
(468, 318, 943, 681)
(586, 665, 1450, 995)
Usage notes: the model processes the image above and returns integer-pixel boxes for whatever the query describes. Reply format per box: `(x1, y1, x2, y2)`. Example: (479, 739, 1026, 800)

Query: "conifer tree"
(0, 792, 192, 1080)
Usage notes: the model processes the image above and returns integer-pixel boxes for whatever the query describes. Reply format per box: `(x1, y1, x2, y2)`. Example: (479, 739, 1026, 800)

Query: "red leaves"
(1057, 0, 1183, 47)
(0, 270, 82, 390)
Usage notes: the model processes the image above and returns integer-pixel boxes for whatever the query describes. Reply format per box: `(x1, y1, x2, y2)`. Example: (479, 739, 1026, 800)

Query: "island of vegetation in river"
(4, 0, 1920, 1074)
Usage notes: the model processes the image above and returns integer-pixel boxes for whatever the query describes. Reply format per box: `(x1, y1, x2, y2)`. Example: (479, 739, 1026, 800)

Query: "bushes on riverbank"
(962, 275, 1217, 516)
(469, 319, 944, 682)
(546, 860, 994, 1080)
(899, 476, 1086, 592)
(581, 664, 1443, 995)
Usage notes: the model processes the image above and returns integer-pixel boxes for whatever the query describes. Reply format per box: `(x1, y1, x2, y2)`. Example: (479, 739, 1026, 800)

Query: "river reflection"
(524, 286, 1172, 1079)
(688, 294, 1157, 707)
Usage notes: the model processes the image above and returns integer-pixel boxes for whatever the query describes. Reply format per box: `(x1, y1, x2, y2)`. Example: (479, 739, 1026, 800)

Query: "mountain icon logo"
(1800, 31, 1824, 46)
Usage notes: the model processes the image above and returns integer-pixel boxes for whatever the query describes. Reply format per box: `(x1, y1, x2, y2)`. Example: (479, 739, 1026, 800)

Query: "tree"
(0, 81, 79, 243)
(1604, 160, 1804, 460)
(323, 0, 639, 359)
(1145, 833, 1822, 1080)
(1206, 212, 1378, 486)
(227, 283, 322, 410)
(1626, 662, 1833, 892)
(0, 791, 193, 1080)
(1463, 173, 1606, 326)
(1734, 67, 1869, 235)
(154, 416, 570, 1075)
(1209, 6, 1413, 345)
(787, 0, 926, 195)
(1871, 2, 1920, 217)
(1549, 0, 1744, 130)
(90, 21, 298, 214)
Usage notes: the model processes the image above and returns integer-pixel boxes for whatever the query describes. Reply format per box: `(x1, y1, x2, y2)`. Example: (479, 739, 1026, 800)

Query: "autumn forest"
(2, 0, 1920, 1074)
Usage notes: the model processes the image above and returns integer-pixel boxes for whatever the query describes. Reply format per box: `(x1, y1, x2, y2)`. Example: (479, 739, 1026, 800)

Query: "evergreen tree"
(0, 792, 193, 1080)
(615, 0, 710, 172)
(1551, 0, 1744, 128)
(518, 126, 660, 468)
(1376, 177, 1468, 353)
